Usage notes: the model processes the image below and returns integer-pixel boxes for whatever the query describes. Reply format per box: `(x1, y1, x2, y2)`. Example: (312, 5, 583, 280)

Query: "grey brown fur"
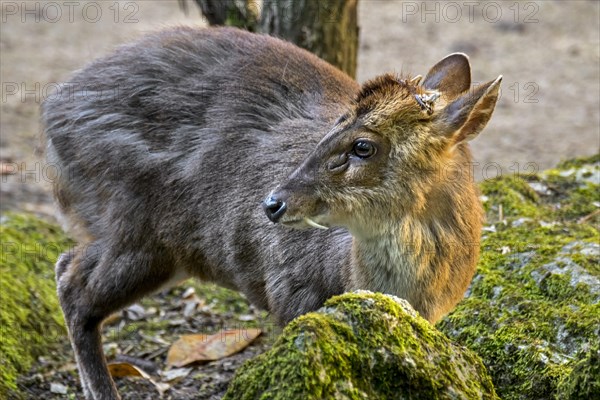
(43, 27, 501, 399)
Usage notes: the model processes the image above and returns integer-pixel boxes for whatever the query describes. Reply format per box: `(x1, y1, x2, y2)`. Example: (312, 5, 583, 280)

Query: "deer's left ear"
(437, 75, 502, 143)
(423, 53, 471, 99)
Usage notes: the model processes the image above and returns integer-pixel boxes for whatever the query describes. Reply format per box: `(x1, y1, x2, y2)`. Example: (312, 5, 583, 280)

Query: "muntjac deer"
(43, 27, 501, 399)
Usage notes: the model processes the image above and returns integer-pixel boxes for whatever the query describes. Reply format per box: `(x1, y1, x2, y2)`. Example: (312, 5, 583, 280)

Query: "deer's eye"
(352, 140, 376, 159)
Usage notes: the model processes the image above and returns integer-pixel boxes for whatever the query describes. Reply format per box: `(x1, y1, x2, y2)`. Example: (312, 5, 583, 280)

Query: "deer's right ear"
(423, 53, 471, 99)
(437, 76, 503, 143)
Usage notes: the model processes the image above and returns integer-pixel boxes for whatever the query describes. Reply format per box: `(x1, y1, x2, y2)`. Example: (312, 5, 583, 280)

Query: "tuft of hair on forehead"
(353, 73, 433, 130)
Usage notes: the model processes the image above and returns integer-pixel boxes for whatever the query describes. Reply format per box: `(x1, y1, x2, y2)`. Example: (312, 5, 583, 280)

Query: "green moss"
(556, 154, 600, 169)
(190, 282, 253, 315)
(556, 183, 600, 220)
(225, 292, 498, 400)
(439, 156, 600, 400)
(0, 213, 72, 397)
(186, 281, 272, 332)
(557, 344, 600, 399)
(479, 174, 541, 219)
(104, 316, 173, 345)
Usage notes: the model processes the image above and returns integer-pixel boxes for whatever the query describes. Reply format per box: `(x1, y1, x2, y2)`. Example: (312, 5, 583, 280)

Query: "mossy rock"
(225, 292, 498, 400)
(556, 343, 600, 400)
(439, 155, 600, 400)
(0, 213, 71, 397)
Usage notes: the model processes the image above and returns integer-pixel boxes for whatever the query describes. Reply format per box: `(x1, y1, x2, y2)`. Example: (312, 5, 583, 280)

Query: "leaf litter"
(17, 283, 280, 399)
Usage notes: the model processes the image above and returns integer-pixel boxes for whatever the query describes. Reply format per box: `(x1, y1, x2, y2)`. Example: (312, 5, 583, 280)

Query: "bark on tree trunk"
(181, 0, 259, 30)
(186, 0, 359, 79)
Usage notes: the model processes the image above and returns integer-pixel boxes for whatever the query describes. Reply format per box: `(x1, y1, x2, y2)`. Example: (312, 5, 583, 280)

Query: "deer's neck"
(348, 218, 435, 302)
(345, 147, 483, 321)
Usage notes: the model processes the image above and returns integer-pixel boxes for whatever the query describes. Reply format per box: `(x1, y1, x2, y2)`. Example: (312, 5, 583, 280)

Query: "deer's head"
(263, 53, 501, 236)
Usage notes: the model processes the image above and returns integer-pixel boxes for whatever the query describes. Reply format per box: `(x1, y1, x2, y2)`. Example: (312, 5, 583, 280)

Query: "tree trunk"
(186, 0, 359, 78)
(181, 0, 259, 29)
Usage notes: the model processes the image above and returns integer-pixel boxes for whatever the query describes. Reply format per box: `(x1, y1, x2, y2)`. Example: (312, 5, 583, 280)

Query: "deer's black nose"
(263, 196, 287, 223)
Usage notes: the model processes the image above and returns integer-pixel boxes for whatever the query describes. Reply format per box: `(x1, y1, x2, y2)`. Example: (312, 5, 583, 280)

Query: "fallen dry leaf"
(154, 382, 171, 395)
(108, 362, 151, 379)
(114, 354, 159, 374)
(166, 329, 262, 367)
(181, 287, 196, 299)
(124, 304, 146, 321)
(161, 367, 192, 382)
(183, 299, 200, 317)
(108, 362, 168, 396)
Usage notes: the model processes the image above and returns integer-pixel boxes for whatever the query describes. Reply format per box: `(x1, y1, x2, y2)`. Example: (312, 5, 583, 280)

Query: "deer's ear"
(423, 53, 471, 99)
(438, 76, 502, 143)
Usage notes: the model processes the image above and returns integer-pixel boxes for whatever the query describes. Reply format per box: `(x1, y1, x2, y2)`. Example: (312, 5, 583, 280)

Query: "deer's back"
(43, 27, 357, 319)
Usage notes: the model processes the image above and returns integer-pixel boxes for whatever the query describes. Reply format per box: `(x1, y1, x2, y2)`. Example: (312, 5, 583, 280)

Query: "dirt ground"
(1, 1, 599, 398)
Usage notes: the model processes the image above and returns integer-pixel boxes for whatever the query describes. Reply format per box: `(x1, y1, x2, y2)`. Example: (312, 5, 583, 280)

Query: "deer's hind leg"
(56, 242, 173, 400)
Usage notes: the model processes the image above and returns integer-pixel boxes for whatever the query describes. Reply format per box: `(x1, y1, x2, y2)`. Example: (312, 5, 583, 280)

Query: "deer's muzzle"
(263, 195, 287, 223)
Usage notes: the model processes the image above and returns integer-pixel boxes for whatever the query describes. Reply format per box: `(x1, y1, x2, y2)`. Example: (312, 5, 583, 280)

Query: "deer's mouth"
(280, 216, 329, 230)
(302, 217, 329, 229)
